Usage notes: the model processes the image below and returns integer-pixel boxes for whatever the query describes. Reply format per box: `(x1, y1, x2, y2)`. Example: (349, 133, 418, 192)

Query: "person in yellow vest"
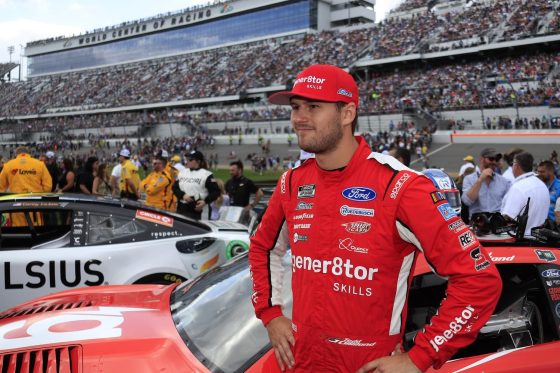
(118, 149, 140, 200)
(140, 155, 173, 210)
(0, 146, 52, 194)
(161, 150, 178, 211)
(0, 146, 52, 226)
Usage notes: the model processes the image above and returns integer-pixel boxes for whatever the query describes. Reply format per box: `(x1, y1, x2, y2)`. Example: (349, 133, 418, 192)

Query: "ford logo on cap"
(542, 269, 560, 278)
(342, 187, 376, 202)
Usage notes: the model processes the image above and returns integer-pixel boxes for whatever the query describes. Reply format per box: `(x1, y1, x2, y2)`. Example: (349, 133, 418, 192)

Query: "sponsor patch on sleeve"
(470, 247, 490, 271)
(458, 230, 476, 249)
(437, 203, 456, 221)
(430, 191, 446, 204)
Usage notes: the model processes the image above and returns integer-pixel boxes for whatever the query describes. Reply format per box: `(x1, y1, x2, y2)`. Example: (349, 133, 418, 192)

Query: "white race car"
(0, 193, 250, 311)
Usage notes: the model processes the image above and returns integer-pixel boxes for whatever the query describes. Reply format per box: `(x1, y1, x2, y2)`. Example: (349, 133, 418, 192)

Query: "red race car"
(1, 230, 559, 372)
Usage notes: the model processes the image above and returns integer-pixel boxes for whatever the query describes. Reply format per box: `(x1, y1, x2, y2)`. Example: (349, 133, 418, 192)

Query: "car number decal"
(0, 307, 154, 350)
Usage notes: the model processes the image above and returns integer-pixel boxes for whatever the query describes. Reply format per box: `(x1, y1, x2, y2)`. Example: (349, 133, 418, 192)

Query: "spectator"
(457, 166, 477, 224)
(225, 160, 263, 209)
(44, 151, 59, 192)
(172, 150, 220, 220)
(110, 161, 121, 197)
(536, 160, 560, 223)
(458, 155, 477, 177)
(461, 148, 511, 222)
(555, 197, 560, 225)
(159, 150, 177, 211)
(56, 158, 76, 193)
(118, 149, 140, 200)
(501, 148, 524, 182)
(140, 155, 173, 210)
(388, 146, 411, 166)
(170, 154, 186, 173)
(501, 152, 549, 236)
(209, 178, 230, 220)
(93, 163, 112, 196)
(75, 156, 98, 194)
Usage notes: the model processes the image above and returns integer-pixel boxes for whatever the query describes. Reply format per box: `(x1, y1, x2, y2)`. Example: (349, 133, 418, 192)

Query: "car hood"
(204, 219, 249, 232)
(0, 285, 207, 372)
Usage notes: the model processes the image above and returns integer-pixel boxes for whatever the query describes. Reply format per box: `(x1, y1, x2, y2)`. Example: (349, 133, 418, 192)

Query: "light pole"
(7, 46, 14, 62)
(505, 78, 520, 124)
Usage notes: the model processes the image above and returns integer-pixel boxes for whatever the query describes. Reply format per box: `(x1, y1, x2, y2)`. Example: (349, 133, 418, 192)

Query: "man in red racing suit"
(249, 64, 501, 372)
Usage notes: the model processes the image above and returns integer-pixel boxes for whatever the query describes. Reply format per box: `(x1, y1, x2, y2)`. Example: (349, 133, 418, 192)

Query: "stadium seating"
(0, 0, 559, 134)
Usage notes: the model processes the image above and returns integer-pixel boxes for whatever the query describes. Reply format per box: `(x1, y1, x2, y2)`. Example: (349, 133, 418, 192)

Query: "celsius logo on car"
(341, 221, 371, 234)
(542, 269, 560, 278)
(339, 238, 368, 254)
(296, 202, 313, 210)
(340, 205, 374, 217)
(342, 187, 376, 202)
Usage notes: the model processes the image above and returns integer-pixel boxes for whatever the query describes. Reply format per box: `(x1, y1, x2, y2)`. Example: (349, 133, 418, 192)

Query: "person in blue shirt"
(537, 160, 560, 223)
(462, 147, 511, 222)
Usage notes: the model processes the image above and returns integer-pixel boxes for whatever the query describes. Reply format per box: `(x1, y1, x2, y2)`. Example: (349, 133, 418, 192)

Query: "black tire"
(134, 273, 187, 285)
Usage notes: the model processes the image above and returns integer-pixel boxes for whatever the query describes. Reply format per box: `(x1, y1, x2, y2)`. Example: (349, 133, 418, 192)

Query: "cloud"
(0, 19, 81, 62)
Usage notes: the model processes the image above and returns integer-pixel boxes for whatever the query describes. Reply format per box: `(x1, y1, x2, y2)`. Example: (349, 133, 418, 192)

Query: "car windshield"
(170, 252, 292, 373)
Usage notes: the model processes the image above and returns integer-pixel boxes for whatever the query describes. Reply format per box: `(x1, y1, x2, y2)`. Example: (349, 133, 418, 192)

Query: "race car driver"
(249, 64, 502, 372)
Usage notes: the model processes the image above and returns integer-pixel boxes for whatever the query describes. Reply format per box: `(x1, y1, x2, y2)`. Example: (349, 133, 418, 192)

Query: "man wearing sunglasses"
(461, 147, 511, 223)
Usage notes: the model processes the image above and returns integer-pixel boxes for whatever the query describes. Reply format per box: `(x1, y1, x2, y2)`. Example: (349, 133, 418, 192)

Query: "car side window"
(87, 213, 145, 245)
(0, 209, 72, 250)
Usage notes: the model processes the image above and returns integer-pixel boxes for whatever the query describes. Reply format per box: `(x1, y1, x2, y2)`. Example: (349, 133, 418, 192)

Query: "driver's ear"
(341, 103, 356, 128)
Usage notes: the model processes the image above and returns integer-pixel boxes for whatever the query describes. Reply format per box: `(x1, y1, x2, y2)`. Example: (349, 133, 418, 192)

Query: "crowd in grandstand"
(0, 0, 559, 137)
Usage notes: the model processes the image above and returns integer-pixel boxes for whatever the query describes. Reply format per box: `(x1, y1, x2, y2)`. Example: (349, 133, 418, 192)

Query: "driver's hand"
(480, 168, 494, 181)
(266, 316, 295, 371)
(356, 343, 421, 373)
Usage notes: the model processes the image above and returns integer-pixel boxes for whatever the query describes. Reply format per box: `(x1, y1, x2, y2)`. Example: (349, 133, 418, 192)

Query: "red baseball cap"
(268, 64, 359, 107)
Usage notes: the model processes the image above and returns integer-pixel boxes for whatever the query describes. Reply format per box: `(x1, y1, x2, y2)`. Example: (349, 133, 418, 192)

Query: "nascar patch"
(430, 191, 446, 204)
(535, 249, 557, 262)
(437, 203, 456, 221)
(298, 184, 316, 199)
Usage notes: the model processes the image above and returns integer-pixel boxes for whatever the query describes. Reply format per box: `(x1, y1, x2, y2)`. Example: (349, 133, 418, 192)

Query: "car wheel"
(525, 299, 544, 344)
(135, 273, 187, 285)
(226, 240, 249, 259)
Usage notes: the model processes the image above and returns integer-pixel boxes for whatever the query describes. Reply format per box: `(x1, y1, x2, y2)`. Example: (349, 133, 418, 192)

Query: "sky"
(0, 0, 402, 64)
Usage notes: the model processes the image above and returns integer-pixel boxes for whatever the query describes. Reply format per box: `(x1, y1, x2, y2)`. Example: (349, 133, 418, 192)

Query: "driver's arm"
(397, 176, 502, 371)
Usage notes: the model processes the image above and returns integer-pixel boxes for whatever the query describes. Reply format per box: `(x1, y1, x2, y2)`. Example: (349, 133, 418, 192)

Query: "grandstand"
(0, 0, 559, 150)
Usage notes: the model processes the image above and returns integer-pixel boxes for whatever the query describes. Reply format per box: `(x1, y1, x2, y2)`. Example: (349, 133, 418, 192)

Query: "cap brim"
(268, 91, 340, 105)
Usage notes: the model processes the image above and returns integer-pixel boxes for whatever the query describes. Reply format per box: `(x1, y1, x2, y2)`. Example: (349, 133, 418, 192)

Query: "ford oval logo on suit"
(342, 187, 376, 202)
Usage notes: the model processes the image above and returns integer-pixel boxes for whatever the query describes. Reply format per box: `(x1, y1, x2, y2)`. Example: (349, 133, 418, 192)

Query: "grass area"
(212, 168, 284, 184)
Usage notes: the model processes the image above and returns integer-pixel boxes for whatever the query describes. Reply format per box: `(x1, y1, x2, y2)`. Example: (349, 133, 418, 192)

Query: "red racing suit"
(249, 136, 501, 372)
